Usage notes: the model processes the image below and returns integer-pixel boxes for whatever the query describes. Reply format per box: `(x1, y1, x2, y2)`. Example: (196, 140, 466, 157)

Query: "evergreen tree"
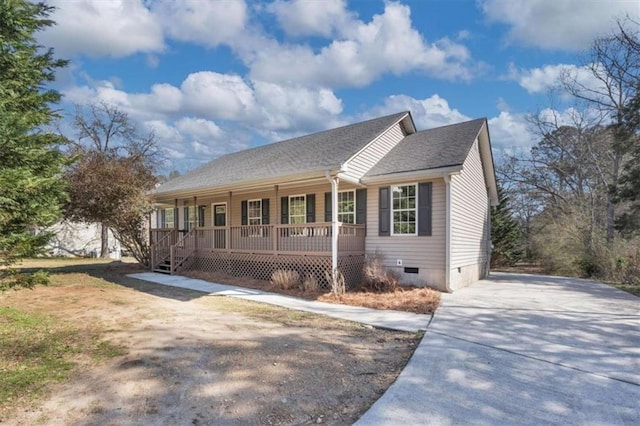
(0, 1, 68, 289)
(491, 185, 523, 267)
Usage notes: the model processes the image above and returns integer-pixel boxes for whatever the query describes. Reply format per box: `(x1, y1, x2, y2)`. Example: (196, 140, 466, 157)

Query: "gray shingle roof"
(364, 118, 487, 177)
(153, 111, 409, 196)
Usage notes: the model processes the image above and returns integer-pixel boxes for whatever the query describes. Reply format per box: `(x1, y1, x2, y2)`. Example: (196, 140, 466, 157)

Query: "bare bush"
(271, 269, 300, 290)
(325, 269, 346, 296)
(302, 274, 319, 293)
(362, 257, 398, 293)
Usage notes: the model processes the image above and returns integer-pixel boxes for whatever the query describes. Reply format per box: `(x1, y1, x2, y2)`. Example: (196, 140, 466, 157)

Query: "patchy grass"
(0, 307, 123, 411)
(186, 270, 441, 315)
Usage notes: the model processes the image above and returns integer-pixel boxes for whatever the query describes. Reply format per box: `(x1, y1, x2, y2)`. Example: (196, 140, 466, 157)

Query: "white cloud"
(40, 0, 164, 58)
(151, 0, 247, 47)
(480, 0, 639, 51)
(62, 71, 346, 143)
(508, 63, 609, 102)
(488, 112, 533, 151)
(371, 94, 470, 130)
(249, 2, 473, 87)
(268, 0, 353, 37)
(180, 72, 256, 120)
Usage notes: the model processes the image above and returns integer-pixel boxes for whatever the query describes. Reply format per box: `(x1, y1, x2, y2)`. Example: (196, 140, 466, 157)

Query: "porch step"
(153, 260, 172, 274)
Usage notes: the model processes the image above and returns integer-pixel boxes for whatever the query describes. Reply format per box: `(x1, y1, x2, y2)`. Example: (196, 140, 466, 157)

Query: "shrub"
(271, 269, 300, 290)
(362, 257, 398, 293)
(302, 274, 319, 293)
(325, 269, 346, 296)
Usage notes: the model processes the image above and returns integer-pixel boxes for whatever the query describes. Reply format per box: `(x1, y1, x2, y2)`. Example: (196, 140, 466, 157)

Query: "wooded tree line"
(493, 18, 640, 285)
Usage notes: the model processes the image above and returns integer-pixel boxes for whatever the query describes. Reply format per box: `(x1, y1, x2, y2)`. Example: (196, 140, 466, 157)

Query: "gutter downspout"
(444, 174, 452, 292)
(325, 171, 339, 274)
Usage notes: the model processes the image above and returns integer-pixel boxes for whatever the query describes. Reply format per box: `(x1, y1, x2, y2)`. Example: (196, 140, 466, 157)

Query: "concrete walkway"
(357, 272, 640, 425)
(127, 272, 432, 333)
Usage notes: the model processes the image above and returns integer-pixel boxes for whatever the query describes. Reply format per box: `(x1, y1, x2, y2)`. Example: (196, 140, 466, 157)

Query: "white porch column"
(330, 176, 339, 273)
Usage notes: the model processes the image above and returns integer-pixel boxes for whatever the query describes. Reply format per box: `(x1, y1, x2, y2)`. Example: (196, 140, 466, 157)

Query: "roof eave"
(150, 167, 342, 201)
(361, 165, 463, 184)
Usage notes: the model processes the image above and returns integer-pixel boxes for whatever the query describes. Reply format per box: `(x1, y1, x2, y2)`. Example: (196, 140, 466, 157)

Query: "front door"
(213, 204, 227, 249)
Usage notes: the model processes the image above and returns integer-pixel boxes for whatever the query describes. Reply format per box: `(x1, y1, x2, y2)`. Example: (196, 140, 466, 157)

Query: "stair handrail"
(152, 229, 177, 269)
(171, 228, 198, 272)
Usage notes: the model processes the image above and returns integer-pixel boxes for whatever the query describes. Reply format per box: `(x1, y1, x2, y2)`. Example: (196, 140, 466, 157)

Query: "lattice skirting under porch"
(183, 250, 365, 290)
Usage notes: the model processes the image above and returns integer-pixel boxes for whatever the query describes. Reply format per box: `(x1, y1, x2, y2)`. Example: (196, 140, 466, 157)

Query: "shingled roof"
(153, 111, 409, 196)
(364, 118, 487, 177)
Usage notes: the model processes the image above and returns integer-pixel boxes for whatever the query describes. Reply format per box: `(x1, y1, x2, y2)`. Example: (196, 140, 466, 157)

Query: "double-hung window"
(337, 190, 355, 224)
(248, 200, 262, 225)
(289, 195, 306, 224)
(163, 208, 174, 229)
(392, 184, 416, 235)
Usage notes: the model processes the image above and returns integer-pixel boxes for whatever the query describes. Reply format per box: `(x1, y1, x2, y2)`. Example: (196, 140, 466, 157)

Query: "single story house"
(149, 111, 498, 292)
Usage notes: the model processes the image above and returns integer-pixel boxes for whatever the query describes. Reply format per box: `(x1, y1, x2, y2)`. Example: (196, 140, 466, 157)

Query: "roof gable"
(364, 118, 487, 177)
(153, 111, 410, 196)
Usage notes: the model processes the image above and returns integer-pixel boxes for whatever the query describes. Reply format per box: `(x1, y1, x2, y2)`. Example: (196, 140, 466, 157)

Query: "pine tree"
(0, 1, 68, 289)
(491, 185, 523, 267)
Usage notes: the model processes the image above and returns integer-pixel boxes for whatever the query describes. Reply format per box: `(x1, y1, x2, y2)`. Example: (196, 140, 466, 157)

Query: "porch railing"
(151, 223, 365, 272)
(187, 222, 365, 255)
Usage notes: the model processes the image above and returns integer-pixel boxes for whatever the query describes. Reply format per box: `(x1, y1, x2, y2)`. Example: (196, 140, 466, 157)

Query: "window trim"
(163, 208, 175, 229)
(390, 183, 418, 236)
(288, 194, 307, 224)
(337, 189, 356, 224)
(247, 199, 262, 226)
(211, 202, 227, 228)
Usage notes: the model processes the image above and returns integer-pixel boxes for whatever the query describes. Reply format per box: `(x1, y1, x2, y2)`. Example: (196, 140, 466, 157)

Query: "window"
(289, 195, 306, 224)
(184, 206, 196, 231)
(163, 208, 174, 228)
(337, 190, 355, 224)
(392, 184, 416, 235)
(248, 200, 262, 225)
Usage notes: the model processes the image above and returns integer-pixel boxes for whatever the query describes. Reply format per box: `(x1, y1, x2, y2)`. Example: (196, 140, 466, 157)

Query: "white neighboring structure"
(46, 221, 121, 259)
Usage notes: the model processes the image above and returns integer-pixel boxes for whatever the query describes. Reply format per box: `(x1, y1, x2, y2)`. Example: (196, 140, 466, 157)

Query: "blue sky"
(39, 0, 639, 173)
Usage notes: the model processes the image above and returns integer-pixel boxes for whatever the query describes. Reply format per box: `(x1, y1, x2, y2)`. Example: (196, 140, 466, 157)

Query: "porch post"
(148, 210, 153, 270)
(273, 185, 278, 254)
(193, 196, 198, 250)
(174, 199, 179, 244)
(227, 191, 232, 252)
(330, 177, 339, 273)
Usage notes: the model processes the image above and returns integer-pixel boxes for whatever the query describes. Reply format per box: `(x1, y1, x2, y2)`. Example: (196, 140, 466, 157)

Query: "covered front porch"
(149, 175, 367, 288)
(150, 223, 365, 289)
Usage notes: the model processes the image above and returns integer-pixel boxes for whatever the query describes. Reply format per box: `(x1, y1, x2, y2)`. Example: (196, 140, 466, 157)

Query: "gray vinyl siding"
(450, 138, 490, 288)
(365, 180, 446, 290)
(343, 123, 405, 180)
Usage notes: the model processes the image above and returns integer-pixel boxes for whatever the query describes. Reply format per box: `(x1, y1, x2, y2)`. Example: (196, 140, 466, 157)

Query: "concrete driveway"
(357, 273, 640, 425)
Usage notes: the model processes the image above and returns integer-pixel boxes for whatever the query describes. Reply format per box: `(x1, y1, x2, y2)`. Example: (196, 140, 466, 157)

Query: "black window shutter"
(418, 182, 433, 236)
(379, 187, 390, 236)
(356, 189, 367, 225)
(306, 194, 316, 223)
(241, 200, 248, 225)
(160, 209, 165, 228)
(324, 192, 332, 222)
(262, 198, 270, 224)
(280, 197, 289, 224)
(183, 206, 189, 230)
(198, 206, 205, 227)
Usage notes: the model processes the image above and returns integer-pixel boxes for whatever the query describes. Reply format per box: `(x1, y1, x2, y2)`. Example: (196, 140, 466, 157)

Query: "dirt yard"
(1, 260, 421, 425)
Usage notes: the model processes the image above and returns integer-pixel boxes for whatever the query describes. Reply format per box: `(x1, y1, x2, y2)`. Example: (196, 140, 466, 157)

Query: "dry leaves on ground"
(185, 271, 441, 315)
